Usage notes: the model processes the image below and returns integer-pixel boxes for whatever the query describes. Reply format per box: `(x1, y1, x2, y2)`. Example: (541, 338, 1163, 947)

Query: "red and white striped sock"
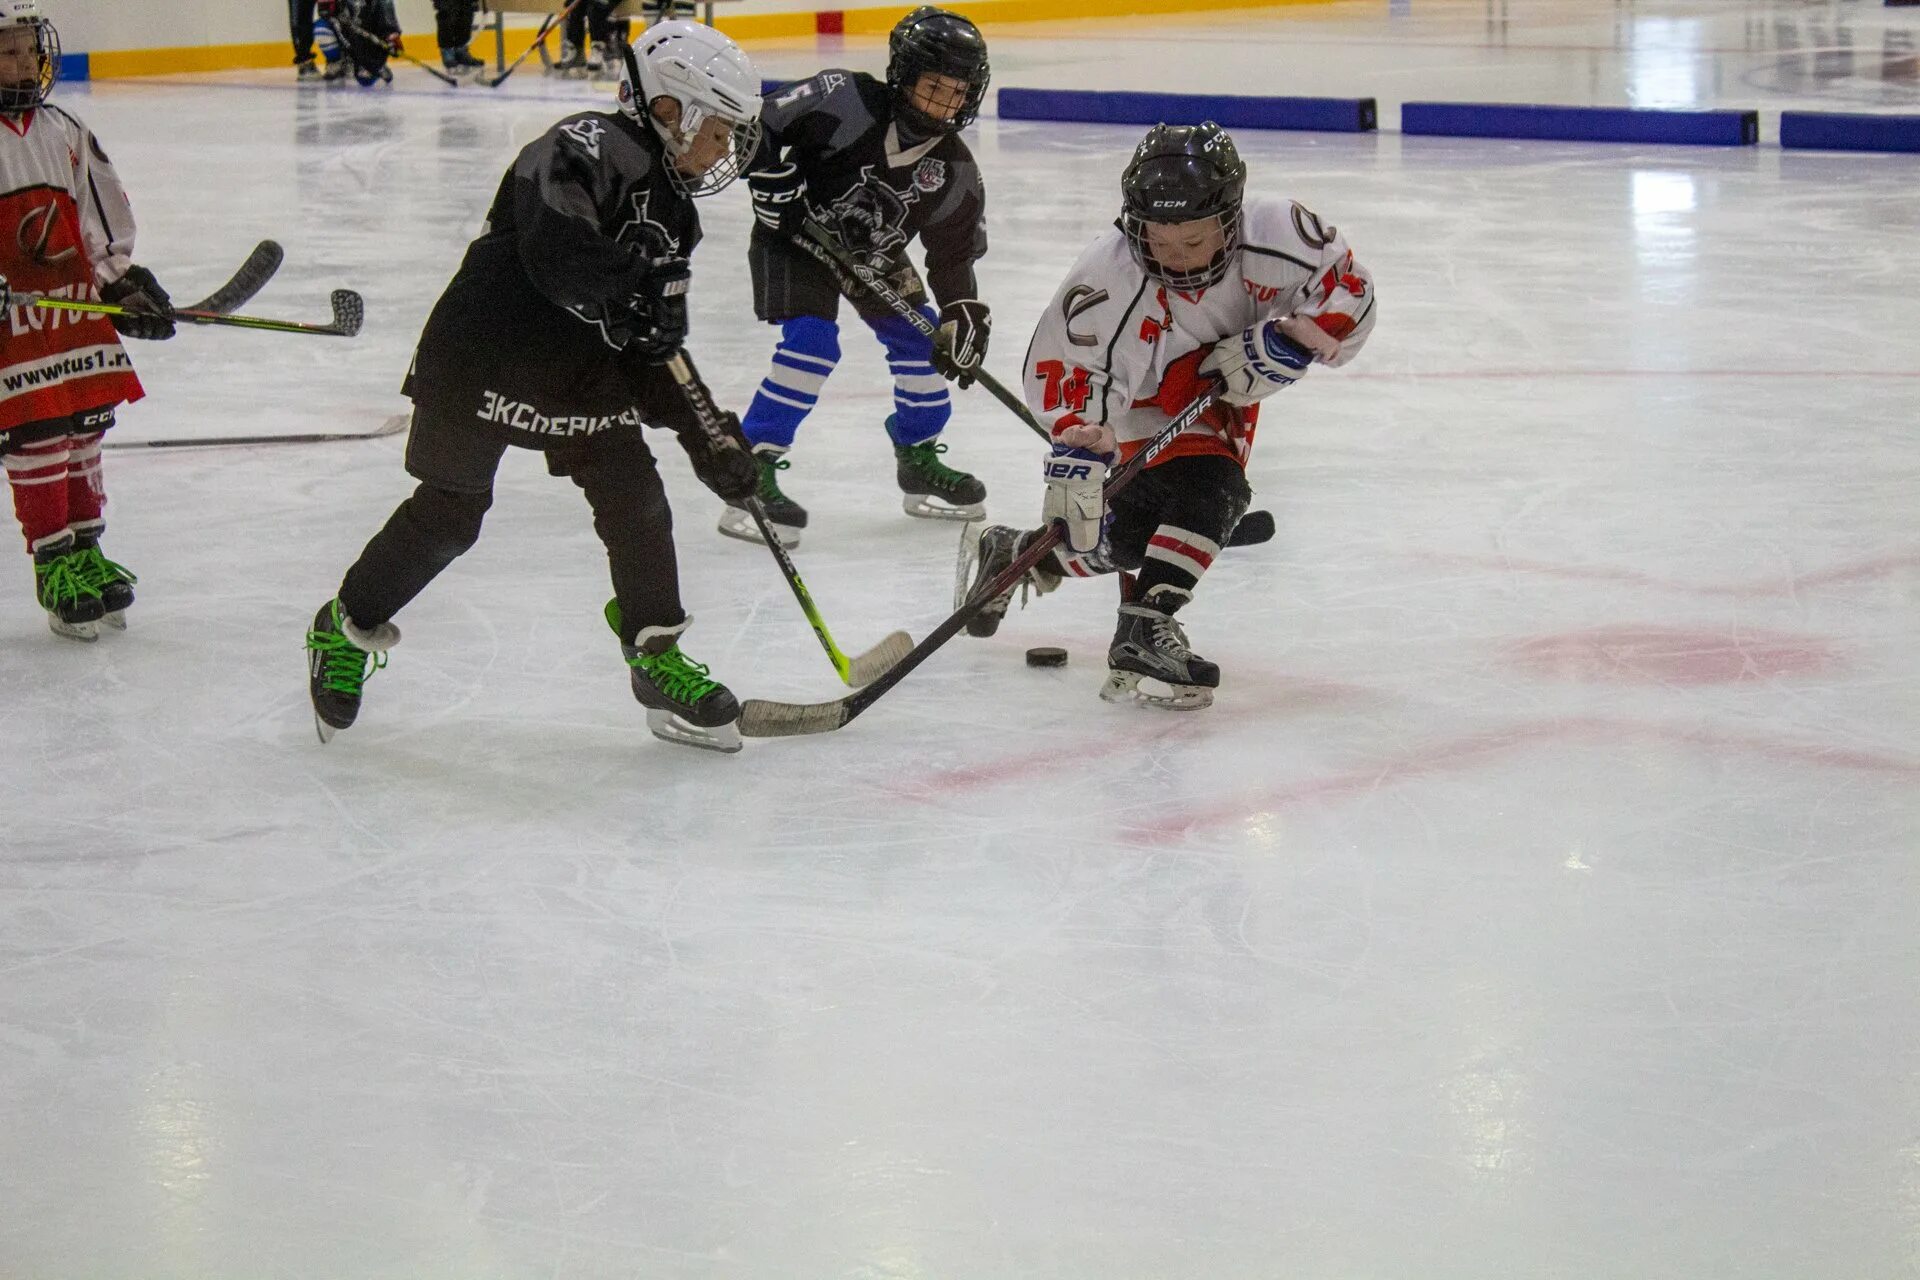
(4, 434, 73, 554)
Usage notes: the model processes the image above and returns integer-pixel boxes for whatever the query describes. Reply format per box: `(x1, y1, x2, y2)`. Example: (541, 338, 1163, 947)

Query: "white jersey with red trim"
(0, 104, 144, 431)
(1022, 193, 1375, 469)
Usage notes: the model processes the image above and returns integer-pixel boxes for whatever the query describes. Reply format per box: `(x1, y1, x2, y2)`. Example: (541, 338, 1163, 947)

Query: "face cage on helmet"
(660, 110, 763, 198)
(890, 57, 988, 135)
(0, 17, 58, 113)
(1123, 207, 1244, 292)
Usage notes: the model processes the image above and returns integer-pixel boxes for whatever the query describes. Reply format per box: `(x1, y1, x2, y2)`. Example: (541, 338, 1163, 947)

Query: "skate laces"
(630, 644, 719, 705)
(35, 553, 102, 610)
(307, 606, 386, 696)
(1151, 611, 1194, 658)
(756, 452, 792, 503)
(71, 545, 136, 593)
(900, 440, 967, 489)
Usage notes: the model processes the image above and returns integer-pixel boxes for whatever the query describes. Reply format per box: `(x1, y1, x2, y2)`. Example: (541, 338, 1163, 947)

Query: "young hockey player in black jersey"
(305, 22, 765, 754)
(960, 123, 1376, 710)
(720, 5, 993, 548)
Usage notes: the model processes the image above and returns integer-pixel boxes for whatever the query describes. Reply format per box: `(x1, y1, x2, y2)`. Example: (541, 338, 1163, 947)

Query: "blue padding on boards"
(999, 88, 1377, 134)
(1402, 101, 1758, 147)
(59, 51, 87, 82)
(1781, 110, 1920, 153)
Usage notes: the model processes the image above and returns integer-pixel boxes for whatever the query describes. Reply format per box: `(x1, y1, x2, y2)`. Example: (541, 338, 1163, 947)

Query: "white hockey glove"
(1042, 423, 1116, 553)
(1199, 316, 1335, 406)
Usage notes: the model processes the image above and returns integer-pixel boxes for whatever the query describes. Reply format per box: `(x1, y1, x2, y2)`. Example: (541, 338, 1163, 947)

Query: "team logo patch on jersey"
(912, 158, 947, 194)
(559, 117, 607, 159)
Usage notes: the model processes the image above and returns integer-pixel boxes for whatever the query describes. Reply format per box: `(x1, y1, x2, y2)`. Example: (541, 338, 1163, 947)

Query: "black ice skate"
(609, 603, 742, 754)
(69, 530, 135, 631)
(306, 598, 399, 744)
(1102, 596, 1220, 711)
(33, 533, 105, 643)
(551, 40, 587, 76)
(717, 444, 807, 548)
(894, 425, 985, 521)
(955, 521, 1062, 638)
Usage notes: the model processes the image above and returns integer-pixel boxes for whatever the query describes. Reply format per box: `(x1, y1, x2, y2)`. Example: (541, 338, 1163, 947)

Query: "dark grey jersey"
(405, 110, 701, 440)
(752, 69, 987, 307)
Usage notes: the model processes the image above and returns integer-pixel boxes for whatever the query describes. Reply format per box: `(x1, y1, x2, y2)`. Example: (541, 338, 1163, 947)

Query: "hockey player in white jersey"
(0, 0, 174, 641)
(960, 121, 1375, 708)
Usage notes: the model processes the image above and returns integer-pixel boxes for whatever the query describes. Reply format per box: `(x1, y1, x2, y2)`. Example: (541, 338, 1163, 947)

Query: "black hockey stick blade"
(105, 412, 408, 451)
(740, 388, 1222, 738)
(185, 240, 284, 314)
(329, 289, 365, 337)
(1227, 508, 1274, 548)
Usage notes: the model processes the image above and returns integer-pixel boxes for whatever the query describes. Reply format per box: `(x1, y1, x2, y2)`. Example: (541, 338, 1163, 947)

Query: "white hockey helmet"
(618, 20, 762, 197)
(0, 0, 60, 113)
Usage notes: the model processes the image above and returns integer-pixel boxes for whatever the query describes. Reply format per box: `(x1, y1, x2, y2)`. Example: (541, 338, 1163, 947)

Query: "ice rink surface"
(3, 1, 1918, 1276)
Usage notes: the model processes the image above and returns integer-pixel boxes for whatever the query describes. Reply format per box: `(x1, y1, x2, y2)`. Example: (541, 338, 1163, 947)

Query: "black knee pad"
(404, 483, 491, 562)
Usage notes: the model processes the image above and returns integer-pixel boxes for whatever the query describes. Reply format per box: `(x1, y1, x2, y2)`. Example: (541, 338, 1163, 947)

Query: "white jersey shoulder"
(0, 105, 138, 285)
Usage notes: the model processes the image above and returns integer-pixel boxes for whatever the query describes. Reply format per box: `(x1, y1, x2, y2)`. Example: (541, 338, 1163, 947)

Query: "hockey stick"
(482, 0, 587, 88)
(791, 220, 1045, 436)
(105, 412, 409, 452)
(738, 386, 1221, 738)
(323, 13, 462, 87)
(22, 288, 364, 338)
(665, 351, 912, 688)
(184, 240, 284, 314)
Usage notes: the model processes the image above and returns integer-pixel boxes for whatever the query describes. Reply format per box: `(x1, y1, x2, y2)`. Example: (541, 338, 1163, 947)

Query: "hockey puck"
(1025, 646, 1068, 668)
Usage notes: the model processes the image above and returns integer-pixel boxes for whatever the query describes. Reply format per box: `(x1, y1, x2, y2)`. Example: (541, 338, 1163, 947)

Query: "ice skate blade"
(102, 610, 127, 632)
(646, 708, 743, 754)
(1099, 669, 1214, 710)
(903, 494, 985, 522)
(717, 507, 801, 549)
(314, 713, 337, 745)
(47, 615, 99, 643)
(954, 520, 984, 609)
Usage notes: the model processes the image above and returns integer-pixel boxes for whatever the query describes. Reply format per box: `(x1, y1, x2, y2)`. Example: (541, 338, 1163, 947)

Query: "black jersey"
(404, 110, 701, 447)
(752, 69, 986, 308)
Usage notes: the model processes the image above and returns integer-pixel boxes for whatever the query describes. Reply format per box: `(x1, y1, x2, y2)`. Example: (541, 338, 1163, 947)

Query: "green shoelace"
(898, 439, 968, 489)
(307, 605, 386, 696)
(70, 544, 136, 594)
(628, 643, 719, 706)
(756, 452, 793, 504)
(35, 552, 103, 611)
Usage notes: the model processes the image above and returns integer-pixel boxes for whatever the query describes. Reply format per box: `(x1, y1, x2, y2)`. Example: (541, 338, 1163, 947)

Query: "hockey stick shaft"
(104, 413, 410, 451)
(24, 289, 362, 337)
(482, 0, 585, 88)
(323, 14, 461, 86)
(740, 386, 1221, 736)
(791, 221, 1049, 440)
(185, 240, 284, 314)
(664, 352, 907, 687)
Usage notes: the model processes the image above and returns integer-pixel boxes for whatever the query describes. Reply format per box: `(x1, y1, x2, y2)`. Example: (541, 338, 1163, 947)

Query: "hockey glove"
(931, 299, 990, 389)
(1042, 423, 1116, 554)
(1200, 319, 1315, 406)
(620, 257, 691, 358)
(678, 414, 759, 503)
(748, 162, 806, 234)
(317, 0, 339, 16)
(101, 265, 176, 342)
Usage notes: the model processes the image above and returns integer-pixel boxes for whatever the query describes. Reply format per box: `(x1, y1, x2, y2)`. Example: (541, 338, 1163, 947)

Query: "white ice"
(3, 2, 1918, 1276)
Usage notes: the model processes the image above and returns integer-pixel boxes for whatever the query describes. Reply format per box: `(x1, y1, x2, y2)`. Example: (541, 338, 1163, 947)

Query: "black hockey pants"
(432, 0, 478, 50)
(337, 421, 684, 645)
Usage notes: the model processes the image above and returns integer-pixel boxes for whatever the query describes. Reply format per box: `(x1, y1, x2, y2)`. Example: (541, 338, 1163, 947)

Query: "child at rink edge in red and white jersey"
(0, 0, 176, 641)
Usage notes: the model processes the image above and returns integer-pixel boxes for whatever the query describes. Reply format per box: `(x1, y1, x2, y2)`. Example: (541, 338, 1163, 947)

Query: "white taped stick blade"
(844, 631, 913, 688)
(739, 697, 852, 737)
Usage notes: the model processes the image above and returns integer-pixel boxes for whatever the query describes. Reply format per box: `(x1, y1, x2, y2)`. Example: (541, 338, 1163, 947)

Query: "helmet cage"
(619, 24, 763, 198)
(1123, 208, 1243, 292)
(0, 10, 59, 114)
(887, 7, 989, 135)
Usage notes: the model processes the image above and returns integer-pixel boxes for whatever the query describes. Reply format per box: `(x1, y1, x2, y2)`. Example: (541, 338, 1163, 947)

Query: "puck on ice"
(1025, 646, 1068, 668)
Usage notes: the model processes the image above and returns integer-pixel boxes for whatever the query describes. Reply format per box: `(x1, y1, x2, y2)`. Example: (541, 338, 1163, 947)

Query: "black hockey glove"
(101, 265, 176, 342)
(677, 413, 759, 503)
(932, 299, 990, 388)
(748, 162, 806, 234)
(618, 257, 691, 358)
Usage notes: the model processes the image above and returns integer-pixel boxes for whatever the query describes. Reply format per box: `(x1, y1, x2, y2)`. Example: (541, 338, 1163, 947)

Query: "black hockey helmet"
(0, 0, 61, 114)
(887, 6, 990, 136)
(1120, 121, 1248, 290)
